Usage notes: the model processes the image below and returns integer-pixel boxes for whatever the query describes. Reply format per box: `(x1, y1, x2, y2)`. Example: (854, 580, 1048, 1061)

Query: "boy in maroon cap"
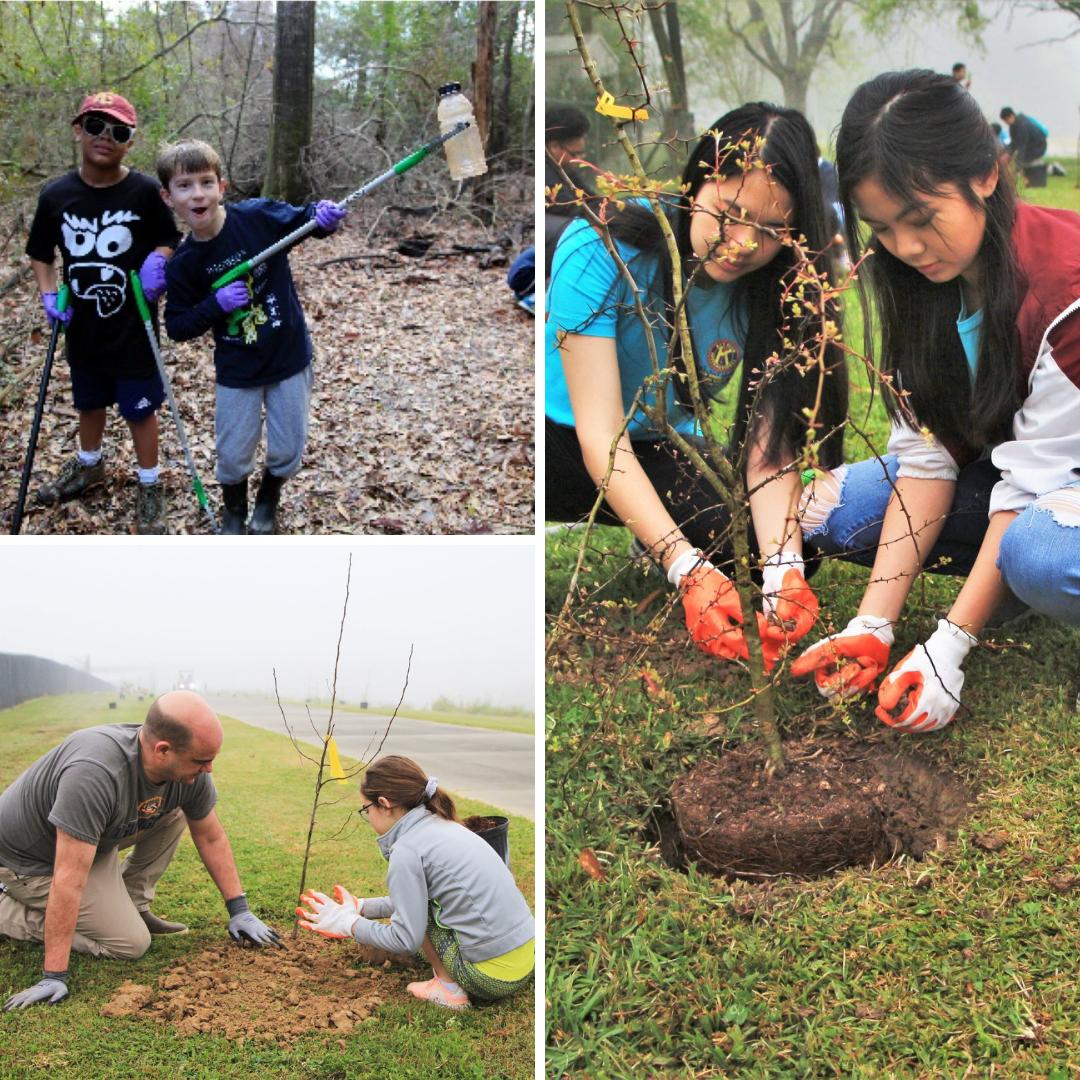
(25, 92, 181, 533)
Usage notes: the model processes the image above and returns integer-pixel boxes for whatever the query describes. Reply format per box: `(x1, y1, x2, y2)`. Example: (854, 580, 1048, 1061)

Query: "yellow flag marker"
(595, 91, 648, 123)
(325, 737, 348, 784)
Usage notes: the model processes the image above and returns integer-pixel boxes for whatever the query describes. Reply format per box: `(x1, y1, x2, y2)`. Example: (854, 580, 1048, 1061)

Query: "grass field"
(545, 166, 1080, 1078)
(229, 695, 535, 736)
(0, 695, 535, 1080)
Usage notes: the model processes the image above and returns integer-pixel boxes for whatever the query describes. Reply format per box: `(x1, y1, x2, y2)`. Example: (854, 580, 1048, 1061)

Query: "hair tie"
(424, 776, 438, 800)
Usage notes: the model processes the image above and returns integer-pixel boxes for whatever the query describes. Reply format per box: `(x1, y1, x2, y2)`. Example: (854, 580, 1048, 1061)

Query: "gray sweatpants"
(0, 807, 188, 960)
(215, 363, 313, 485)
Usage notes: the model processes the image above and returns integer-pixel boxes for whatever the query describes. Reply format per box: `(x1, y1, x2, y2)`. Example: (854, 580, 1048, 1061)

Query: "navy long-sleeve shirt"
(164, 199, 328, 389)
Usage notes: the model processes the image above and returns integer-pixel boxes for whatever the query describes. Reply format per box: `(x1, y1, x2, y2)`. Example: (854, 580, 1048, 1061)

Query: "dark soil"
(668, 736, 972, 880)
(99, 934, 418, 1045)
(463, 815, 505, 833)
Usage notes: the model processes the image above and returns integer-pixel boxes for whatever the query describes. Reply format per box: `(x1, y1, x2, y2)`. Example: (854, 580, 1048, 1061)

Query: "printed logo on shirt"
(138, 796, 163, 818)
(706, 338, 741, 379)
(62, 210, 139, 317)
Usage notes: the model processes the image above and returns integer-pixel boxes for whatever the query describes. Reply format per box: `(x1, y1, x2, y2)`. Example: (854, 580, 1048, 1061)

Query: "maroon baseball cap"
(73, 92, 137, 127)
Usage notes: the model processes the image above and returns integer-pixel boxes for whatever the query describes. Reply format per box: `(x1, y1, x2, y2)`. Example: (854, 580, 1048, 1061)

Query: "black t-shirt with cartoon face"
(26, 169, 181, 378)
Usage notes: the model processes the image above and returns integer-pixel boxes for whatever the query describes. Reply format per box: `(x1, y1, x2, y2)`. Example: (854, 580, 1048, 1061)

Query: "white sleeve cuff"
(887, 421, 959, 481)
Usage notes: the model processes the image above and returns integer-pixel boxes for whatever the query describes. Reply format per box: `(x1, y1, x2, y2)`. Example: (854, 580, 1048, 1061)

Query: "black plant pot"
(465, 815, 510, 869)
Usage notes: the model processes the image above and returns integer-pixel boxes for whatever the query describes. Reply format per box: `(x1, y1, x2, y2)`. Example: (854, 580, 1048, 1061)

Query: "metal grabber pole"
(11, 285, 69, 534)
(210, 121, 471, 331)
(130, 272, 219, 534)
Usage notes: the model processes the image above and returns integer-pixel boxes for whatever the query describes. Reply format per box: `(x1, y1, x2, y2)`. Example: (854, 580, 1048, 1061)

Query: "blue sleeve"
(547, 219, 621, 340)
(164, 255, 223, 342)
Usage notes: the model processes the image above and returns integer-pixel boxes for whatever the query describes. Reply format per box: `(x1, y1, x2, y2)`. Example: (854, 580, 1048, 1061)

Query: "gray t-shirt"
(0, 723, 217, 875)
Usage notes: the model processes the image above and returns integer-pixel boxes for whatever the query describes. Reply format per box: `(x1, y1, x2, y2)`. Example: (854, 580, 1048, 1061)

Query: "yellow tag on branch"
(325, 736, 348, 784)
(595, 91, 648, 122)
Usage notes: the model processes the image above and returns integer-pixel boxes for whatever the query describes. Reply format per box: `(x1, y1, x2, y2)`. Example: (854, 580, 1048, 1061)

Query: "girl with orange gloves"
(545, 103, 848, 666)
(296, 756, 533, 1010)
(792, 71, 1080, 730)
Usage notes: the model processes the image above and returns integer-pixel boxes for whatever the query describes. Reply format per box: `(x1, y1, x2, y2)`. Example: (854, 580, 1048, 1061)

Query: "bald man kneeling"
(0, 691, 280, 1011)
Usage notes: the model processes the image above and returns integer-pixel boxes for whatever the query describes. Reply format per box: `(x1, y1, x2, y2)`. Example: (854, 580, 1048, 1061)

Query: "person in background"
(544, 105, 597, 278)
(951, 62, 972, 90)
(999, 107, 1048, 168)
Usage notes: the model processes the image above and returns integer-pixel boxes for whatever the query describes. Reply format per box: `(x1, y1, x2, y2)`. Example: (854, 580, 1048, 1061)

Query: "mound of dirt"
(463, 815, 505, 833)
(101, 933, 418, 1045)
(669, 736, 972, 880)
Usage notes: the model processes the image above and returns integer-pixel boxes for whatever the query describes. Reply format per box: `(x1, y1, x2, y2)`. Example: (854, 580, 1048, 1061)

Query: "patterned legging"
(421, 903, 534, 1002)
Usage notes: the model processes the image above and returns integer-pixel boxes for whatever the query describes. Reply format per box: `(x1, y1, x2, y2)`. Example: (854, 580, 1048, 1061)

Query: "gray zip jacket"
(350, 807, 534, 963)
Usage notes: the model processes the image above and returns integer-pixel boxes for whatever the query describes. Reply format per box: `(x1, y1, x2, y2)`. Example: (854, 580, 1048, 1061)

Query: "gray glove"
(225, 894, 281, 947)
(3, 971, 69, 1011)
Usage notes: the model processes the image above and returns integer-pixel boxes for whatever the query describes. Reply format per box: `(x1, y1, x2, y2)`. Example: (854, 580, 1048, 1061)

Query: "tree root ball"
(670, 737, 971, 880)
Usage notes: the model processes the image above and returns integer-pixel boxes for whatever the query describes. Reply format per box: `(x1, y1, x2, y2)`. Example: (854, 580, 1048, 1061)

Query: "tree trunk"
(471, 1, 497, 225)
(263, 0, 315, 202)
(490, 1, 519, 166)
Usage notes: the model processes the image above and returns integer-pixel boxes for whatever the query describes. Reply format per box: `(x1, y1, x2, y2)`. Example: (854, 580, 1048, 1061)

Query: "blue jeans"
(800, 454, 999, 576)
(801, 455, 1080, 627)
(998, 484, 1080, 626)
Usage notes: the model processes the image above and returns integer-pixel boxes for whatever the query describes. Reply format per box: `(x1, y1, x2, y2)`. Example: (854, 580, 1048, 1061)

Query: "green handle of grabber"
(56, 283, 70, 316)
(211, 260, 253, 290)
(130, 270, 151, 321)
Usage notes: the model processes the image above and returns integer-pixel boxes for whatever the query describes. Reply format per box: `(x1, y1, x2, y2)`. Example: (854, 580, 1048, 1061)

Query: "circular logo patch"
(706, 338, 741, 378)
(138, 796, 163, 817)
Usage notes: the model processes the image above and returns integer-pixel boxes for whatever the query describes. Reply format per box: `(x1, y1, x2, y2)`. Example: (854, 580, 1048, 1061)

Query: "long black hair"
(835, 69, 1021, 448)
(562, 103, 848, 471)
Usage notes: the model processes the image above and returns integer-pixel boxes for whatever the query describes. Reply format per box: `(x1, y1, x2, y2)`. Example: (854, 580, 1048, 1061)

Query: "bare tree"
(264, 0, 315, 201)
(471, 1, 498, 225)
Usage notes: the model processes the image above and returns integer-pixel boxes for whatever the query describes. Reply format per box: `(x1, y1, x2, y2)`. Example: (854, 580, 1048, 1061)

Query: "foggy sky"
(695, 4, 1080, 157)
(0, 541, 535, 709)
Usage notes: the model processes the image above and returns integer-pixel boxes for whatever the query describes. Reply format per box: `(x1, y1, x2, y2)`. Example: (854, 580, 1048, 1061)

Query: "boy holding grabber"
(158, 140, 346, 535)
(25, 92, 181, 534)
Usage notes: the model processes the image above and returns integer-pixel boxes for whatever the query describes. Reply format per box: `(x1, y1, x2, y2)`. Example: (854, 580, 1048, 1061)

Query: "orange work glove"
(669, 549, 783, 670)
(875, 619, 976, 731)
(790, 614, 894, 700)
(760, 551, 819, 652)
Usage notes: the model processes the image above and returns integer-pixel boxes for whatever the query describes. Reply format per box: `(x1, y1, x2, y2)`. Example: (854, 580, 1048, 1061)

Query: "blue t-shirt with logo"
(545, 215, 747, 439)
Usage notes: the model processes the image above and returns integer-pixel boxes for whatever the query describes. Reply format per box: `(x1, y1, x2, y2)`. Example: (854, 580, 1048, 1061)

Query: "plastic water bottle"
(437, 83, 488, 180)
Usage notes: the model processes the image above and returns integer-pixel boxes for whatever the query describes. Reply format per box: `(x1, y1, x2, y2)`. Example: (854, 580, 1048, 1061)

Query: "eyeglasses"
(358, 801, 376, 818)
(80, 115, 135, 144)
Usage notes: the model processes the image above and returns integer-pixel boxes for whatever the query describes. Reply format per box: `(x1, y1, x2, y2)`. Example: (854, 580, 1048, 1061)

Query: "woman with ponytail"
(793, 69, 1080, 731)
(297, 756, 533, 1009)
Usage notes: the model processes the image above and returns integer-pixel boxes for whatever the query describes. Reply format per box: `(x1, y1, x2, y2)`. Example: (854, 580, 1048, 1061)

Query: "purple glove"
(139, 252, 168, 303)
(314, 200, 347, 232)
(41, 292, 72, 327)
(215, 280, 249, 314)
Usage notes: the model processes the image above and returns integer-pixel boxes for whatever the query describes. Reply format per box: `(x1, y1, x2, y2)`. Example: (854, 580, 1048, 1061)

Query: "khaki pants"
(0, 808, 188, 960)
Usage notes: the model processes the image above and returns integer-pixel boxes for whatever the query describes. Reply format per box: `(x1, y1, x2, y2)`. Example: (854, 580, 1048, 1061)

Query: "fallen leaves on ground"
(0, 201, 533, 534)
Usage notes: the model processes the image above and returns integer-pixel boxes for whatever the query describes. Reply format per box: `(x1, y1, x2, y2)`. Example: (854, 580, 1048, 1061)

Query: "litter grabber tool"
(130, 271, 219, 534)
(11, 284, 69, 534)
(211, 121, 474, 334)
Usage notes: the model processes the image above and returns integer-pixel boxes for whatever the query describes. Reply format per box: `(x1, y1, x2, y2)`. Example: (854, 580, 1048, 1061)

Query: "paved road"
(208, 697, 535, 820)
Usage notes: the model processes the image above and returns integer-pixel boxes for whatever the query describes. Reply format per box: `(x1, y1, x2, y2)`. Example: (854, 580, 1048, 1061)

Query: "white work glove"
(760, 551, 818, 642)
(296, 887, 362, 940)
(876, 618, 977, 731)
(3, 971, 68, 1011)
(791, 614, 895, 701)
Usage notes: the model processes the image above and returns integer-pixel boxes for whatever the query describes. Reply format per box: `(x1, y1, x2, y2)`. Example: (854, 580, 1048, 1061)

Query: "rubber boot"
(248, 470, 284, 535)
(220, 479, 248, 535)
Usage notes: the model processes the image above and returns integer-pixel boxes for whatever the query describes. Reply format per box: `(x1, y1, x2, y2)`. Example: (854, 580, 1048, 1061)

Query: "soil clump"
(669, 736, 972, 879)
(463, 815, 505, 833)
(100, 933, 417, 1045)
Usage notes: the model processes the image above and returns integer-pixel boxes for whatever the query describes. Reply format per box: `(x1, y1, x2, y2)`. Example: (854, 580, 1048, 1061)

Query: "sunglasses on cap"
(80, 115, 135, 144)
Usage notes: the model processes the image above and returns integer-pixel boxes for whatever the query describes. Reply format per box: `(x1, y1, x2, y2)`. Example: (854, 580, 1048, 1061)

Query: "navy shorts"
(69, 368, 165, 422)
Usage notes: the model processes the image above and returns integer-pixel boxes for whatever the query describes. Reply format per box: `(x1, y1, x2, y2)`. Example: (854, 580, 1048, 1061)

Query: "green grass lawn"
(545, 168, 1080, 1078)
(0, 695, 535, 1080)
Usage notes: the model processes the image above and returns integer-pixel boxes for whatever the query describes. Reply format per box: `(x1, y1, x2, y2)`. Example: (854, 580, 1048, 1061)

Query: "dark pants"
(545, 417, 746, 567)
